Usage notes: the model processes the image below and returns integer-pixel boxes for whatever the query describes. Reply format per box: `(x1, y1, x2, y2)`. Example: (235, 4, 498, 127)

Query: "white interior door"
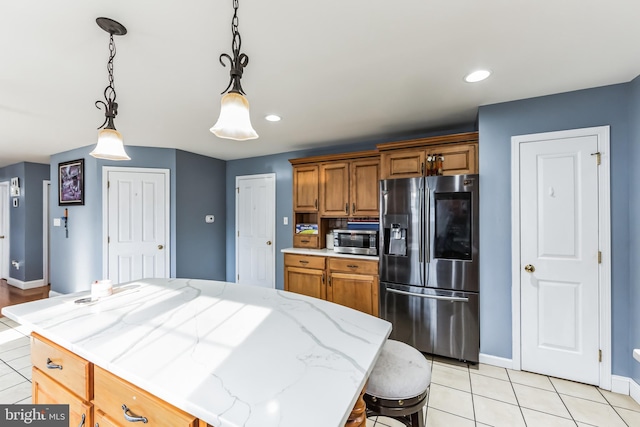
(105, 169, 170, 284)
(236, 174, 275, 288)
(0, 182, 8, 280)
(518, 130, 603, 386)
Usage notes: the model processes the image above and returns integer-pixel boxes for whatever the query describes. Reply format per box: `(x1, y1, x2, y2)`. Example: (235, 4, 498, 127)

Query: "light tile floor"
(367, 356, 640, 427)
(1, 316, 639, 427)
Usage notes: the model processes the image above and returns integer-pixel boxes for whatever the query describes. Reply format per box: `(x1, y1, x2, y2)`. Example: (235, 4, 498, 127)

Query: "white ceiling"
(2, 0, 640, 168)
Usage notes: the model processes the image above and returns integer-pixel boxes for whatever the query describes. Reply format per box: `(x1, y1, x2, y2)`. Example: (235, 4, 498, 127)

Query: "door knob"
(158, 244, 164, 250)
(524, 264, 535, 273)
(0, 235, 4, 239)
(266, 241, 272, 246)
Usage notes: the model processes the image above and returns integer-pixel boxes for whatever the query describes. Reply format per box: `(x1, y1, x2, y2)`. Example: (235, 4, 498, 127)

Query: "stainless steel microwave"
(332, 229, 378, 256)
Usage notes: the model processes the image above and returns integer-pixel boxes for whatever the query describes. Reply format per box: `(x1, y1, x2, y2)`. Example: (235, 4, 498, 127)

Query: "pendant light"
(210, 0, 258, 141)
(90, 17, 131, 161)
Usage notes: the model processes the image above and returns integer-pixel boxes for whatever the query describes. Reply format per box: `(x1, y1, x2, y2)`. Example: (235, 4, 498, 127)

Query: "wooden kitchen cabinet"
(327, 258, 379, 317)
(378, 131, 478, 179)
(284, 254, 326, 299)
(93, 365, 198, 427)
(293, 164, 319, 212)
(285, 253, 379, 317)
(31, 333, 93, 426)
(32, 367, 92, 427)
(319, 158, 380, 217)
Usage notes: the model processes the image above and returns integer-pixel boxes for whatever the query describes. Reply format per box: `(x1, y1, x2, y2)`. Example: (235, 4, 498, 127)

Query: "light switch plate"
(283, 217, 289, 225)
(53, 218, 61, 227)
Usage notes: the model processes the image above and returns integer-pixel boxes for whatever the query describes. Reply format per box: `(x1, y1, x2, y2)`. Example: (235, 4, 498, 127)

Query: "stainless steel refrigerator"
(379, 174, 479, 363)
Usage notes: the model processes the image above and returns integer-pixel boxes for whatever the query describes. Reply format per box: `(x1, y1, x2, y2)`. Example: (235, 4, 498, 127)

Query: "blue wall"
(0, 162, 49, 283)
(629, 75, 640, 385)
(175, 150, 226, 280)
(478, 83, 631, 376)
(49, 145, 226, 294)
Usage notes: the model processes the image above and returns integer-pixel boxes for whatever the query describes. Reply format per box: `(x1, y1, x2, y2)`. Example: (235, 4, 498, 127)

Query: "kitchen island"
(1, 278, 391, 427)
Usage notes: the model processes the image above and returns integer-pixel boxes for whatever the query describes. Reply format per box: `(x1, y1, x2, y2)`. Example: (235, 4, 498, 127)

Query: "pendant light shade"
(90, 128, 131, 161)
(210, 93, 258, 141)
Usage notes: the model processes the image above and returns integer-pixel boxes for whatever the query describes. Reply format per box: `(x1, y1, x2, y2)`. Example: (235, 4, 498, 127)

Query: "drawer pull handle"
(46, 358, 63, 370)
(299, 260, 309, 264)
(347, 264, 358, 268)
(300, 239, 310, 243)
(78, 413, 85, 427)
(122, 404, 148, 423)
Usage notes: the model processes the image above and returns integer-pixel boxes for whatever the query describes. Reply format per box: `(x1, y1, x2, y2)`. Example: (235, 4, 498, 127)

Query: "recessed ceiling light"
(265, 114, 281, 122)
(464, 70, 491, 83)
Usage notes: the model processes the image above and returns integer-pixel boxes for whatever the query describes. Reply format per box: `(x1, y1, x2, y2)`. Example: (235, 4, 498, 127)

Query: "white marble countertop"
(281, 247, 379, 261)
(1, 278, 391, 427)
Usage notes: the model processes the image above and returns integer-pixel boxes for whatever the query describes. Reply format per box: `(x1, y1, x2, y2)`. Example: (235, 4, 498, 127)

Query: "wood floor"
(0, 279, 49, 315)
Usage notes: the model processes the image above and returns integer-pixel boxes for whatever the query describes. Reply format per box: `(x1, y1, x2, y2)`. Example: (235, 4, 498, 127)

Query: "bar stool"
(364, 340, 431, 427)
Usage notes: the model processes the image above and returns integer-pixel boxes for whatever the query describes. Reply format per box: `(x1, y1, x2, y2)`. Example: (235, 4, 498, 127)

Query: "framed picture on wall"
(58, 159, 84, 205)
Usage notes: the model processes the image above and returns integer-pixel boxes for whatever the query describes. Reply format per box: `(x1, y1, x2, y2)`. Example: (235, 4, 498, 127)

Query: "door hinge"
(598, 251, 602, 264)
(591, 152, 601, 165)
(237, 231, 240, 237)
(599, 349, 602, 362)
(237, 274, 239, 280)
(108, 236, 110, 244)
(236, 187, 239, 193)
(107, 180, 110, 189)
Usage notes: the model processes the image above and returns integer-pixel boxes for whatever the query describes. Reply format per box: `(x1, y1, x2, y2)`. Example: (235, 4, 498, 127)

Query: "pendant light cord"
(95, 33, 119, 130)
(219, 0, 249, 95)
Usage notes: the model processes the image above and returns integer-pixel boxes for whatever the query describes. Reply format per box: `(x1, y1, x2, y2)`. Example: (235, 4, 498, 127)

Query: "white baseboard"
(611, 375, 631, 394)
(6, 277, 45, 290)
(631, 378, 640, 405)
(479, 353, 513, 369)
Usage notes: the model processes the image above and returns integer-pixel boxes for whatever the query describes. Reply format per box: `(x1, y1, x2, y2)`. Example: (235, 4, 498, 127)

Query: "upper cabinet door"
(319, 162, 350, 216)
(427, 144, 478, 176)
(350, 159, 380, 217)
(293, 165, 319, 211)
(381, 149, 425, 179)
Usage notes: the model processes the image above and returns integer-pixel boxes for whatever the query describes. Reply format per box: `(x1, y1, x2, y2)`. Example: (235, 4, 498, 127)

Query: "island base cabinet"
(32, 367, 92, 427)
(93, 365, 198, 427)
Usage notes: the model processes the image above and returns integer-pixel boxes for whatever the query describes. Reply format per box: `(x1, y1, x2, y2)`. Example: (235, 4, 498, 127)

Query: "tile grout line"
(595, 386, 630, 427)
(548, 376, 581, 426)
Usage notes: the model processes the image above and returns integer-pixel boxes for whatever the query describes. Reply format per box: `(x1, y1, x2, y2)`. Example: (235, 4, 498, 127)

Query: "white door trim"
(0, 181, 9, 280)
(102, 167, 171, 279)
(235, 173, 276, 286)
(43, 180, 50, 286)
(511, 125, 611, 390)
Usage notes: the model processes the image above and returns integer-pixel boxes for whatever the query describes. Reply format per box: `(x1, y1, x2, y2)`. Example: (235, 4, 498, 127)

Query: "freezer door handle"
(386, 287, 469, 302)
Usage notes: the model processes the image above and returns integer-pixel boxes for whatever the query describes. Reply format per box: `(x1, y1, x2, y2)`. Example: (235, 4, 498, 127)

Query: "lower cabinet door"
(93, 408, 119, 427)
(32, 367, 92, 427)
(93, 366, 197, 427)
(328, 272, 378, 316)
(284, 266, 325, 299)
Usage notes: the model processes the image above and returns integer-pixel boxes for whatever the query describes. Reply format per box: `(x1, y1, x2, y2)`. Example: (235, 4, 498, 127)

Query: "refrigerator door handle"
(386, 287, 469, 303)
(419, 178, 425, 286)
(425, 186, 430, 263)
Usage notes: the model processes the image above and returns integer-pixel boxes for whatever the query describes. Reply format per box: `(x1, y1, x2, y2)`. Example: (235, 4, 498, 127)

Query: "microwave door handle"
(386, 287, 469, 303)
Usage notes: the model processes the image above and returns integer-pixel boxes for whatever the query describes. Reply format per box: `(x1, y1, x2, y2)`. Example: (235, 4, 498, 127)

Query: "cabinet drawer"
(32, 367, 92, 427)
(31, 333, 92, 400)
(328, 257, 378, 275)
(284, 253, 325, 270)
(93, 365, 197, 427)
(293, 234, 319, 248)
